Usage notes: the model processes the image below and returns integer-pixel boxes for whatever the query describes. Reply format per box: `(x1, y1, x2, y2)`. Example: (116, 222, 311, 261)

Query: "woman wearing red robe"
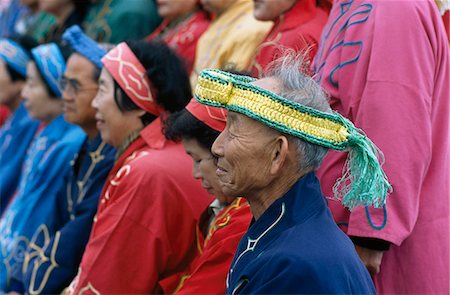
(163, 98, 252, 294)
(146, 0, 210, 74)
(67, 40, 213, 294)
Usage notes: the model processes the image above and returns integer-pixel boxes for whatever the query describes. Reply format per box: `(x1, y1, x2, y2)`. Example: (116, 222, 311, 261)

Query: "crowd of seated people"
(0, 0, 449, 294)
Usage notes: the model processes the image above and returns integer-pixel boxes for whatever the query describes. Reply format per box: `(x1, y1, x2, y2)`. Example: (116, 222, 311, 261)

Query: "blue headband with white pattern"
(31, 43, 66, 97)
(0, 38, 30, 77)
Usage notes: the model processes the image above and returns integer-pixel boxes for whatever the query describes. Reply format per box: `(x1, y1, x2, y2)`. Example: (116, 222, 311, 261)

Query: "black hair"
(4, 35, 38, 82)
(92, 66, 101, 82)
(112, 40, 192, 126)
(30, 41, 73, 98)
(164, 108, 220, 150)
(73, 0, 90, 21)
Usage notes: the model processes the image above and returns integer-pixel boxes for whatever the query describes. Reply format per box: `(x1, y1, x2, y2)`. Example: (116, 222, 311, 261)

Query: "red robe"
(0, 105, 10, 127)
(251, 0, 329, 78)
(161, 197, 252, 294)
(67, 118, 213, 294)
(146, 11, 210, 74)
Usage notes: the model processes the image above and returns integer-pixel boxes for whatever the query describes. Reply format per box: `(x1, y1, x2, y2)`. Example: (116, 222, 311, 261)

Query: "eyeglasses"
(59, 77, 98, 96)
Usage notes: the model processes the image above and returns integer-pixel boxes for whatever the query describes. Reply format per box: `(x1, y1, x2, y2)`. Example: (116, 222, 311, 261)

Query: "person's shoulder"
(122, 144, 191, 182)
(373, 0, 436, 24)
(247, 244, 374, 294)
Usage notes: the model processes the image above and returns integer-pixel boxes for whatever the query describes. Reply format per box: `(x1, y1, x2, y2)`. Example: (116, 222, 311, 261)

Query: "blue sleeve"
(22, 156, 112, 294)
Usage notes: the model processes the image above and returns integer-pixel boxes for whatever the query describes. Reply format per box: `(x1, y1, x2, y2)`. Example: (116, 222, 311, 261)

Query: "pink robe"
(250, 0, 329, 78)
(313, 0, 449, 293)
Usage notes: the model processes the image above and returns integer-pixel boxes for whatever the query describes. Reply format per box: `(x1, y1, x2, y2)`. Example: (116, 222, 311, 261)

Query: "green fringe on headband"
(195, 69, 392, 210)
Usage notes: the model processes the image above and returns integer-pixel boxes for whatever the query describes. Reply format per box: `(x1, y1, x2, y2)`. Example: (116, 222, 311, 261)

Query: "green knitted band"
(194, 69, 392, 210)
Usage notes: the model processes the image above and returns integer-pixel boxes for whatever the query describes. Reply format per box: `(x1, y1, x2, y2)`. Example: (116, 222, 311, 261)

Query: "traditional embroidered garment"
(82, 0, 161, 43)
(161, 98, 250, 293)
(190, 0, 272, 88)
(0, 115, 85, 292)
(0, 103, 39, 214)
(168, 197, 252, 294)
(251, 0, 329, 78)
(227, 172, 375, 294)
(146, 11, 210, 74)
(21, 135, 115, 295)
(67, 118, 213, 294)
(313, 0, 450, 293)
(20, 12, 56, 43)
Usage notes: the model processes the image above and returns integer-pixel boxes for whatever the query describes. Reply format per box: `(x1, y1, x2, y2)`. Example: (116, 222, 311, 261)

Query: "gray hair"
(265, 50, 333, 171)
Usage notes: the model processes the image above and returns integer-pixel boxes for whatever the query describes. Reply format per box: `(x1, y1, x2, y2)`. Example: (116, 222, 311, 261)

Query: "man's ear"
(270, 135, 289, 175)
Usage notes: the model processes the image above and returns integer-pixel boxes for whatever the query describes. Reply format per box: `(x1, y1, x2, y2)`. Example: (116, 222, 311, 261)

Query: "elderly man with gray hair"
(193, 54, 391, 294)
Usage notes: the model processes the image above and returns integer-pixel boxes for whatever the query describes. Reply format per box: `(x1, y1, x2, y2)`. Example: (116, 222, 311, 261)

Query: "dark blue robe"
(0, 103, 39, 214)
(227, 172, 376, 294)
(0, 115, 85, 292)
(22, 134, 115, 294)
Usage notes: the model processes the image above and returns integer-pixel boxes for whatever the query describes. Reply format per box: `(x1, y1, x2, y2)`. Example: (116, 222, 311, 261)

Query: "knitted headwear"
(31, 43, 66, 98)
(101, 42, 161, 116)
(194, 69, 392, 210)
(62, 25, 107, 69)
(0, 38, 30, 77)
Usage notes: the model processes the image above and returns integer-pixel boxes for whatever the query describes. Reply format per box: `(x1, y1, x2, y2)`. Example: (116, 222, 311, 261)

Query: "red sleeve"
(72, 158, 200, 294)
(176, 199, 252, 294)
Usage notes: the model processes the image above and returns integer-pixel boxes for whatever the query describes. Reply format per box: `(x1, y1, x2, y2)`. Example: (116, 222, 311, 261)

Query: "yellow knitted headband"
(194, 69, 391, 210)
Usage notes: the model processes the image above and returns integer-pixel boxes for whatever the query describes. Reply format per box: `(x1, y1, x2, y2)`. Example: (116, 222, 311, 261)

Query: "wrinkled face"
(62, 54, 99, 128)
(211, 111, 279, 197)
(200, 0, 234, 14)
(92, 68, 144, 148)
(0, 60, 22, 106)
(21, 62, 58, 121)
(157, 0, 198, 20)
(253, 0, 297, 21)
(183, 138, 234, 204)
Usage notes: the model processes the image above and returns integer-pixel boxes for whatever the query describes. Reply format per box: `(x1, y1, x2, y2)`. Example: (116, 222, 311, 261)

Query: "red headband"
(185, 98, 227, 132)
(101, 42, 161, 116)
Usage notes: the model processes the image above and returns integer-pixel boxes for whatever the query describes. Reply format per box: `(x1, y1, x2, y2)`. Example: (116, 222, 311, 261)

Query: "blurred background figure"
(38, 0, 89, 42)
(250, 0, 329, 77)
(0, 0, 56, 43)
(82, 0, 161, 43)
(0, 0, 29, 37)
(0, 42, 85, 293)
(190, 0, 272, 88)
(163, 98, 252, 294)
(0, 37, 39, 214)
(435, 0, 450, 41)
(146, 0, 210, 74)
(313, 0, 449, 293)
(20, 26, 116, 294)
